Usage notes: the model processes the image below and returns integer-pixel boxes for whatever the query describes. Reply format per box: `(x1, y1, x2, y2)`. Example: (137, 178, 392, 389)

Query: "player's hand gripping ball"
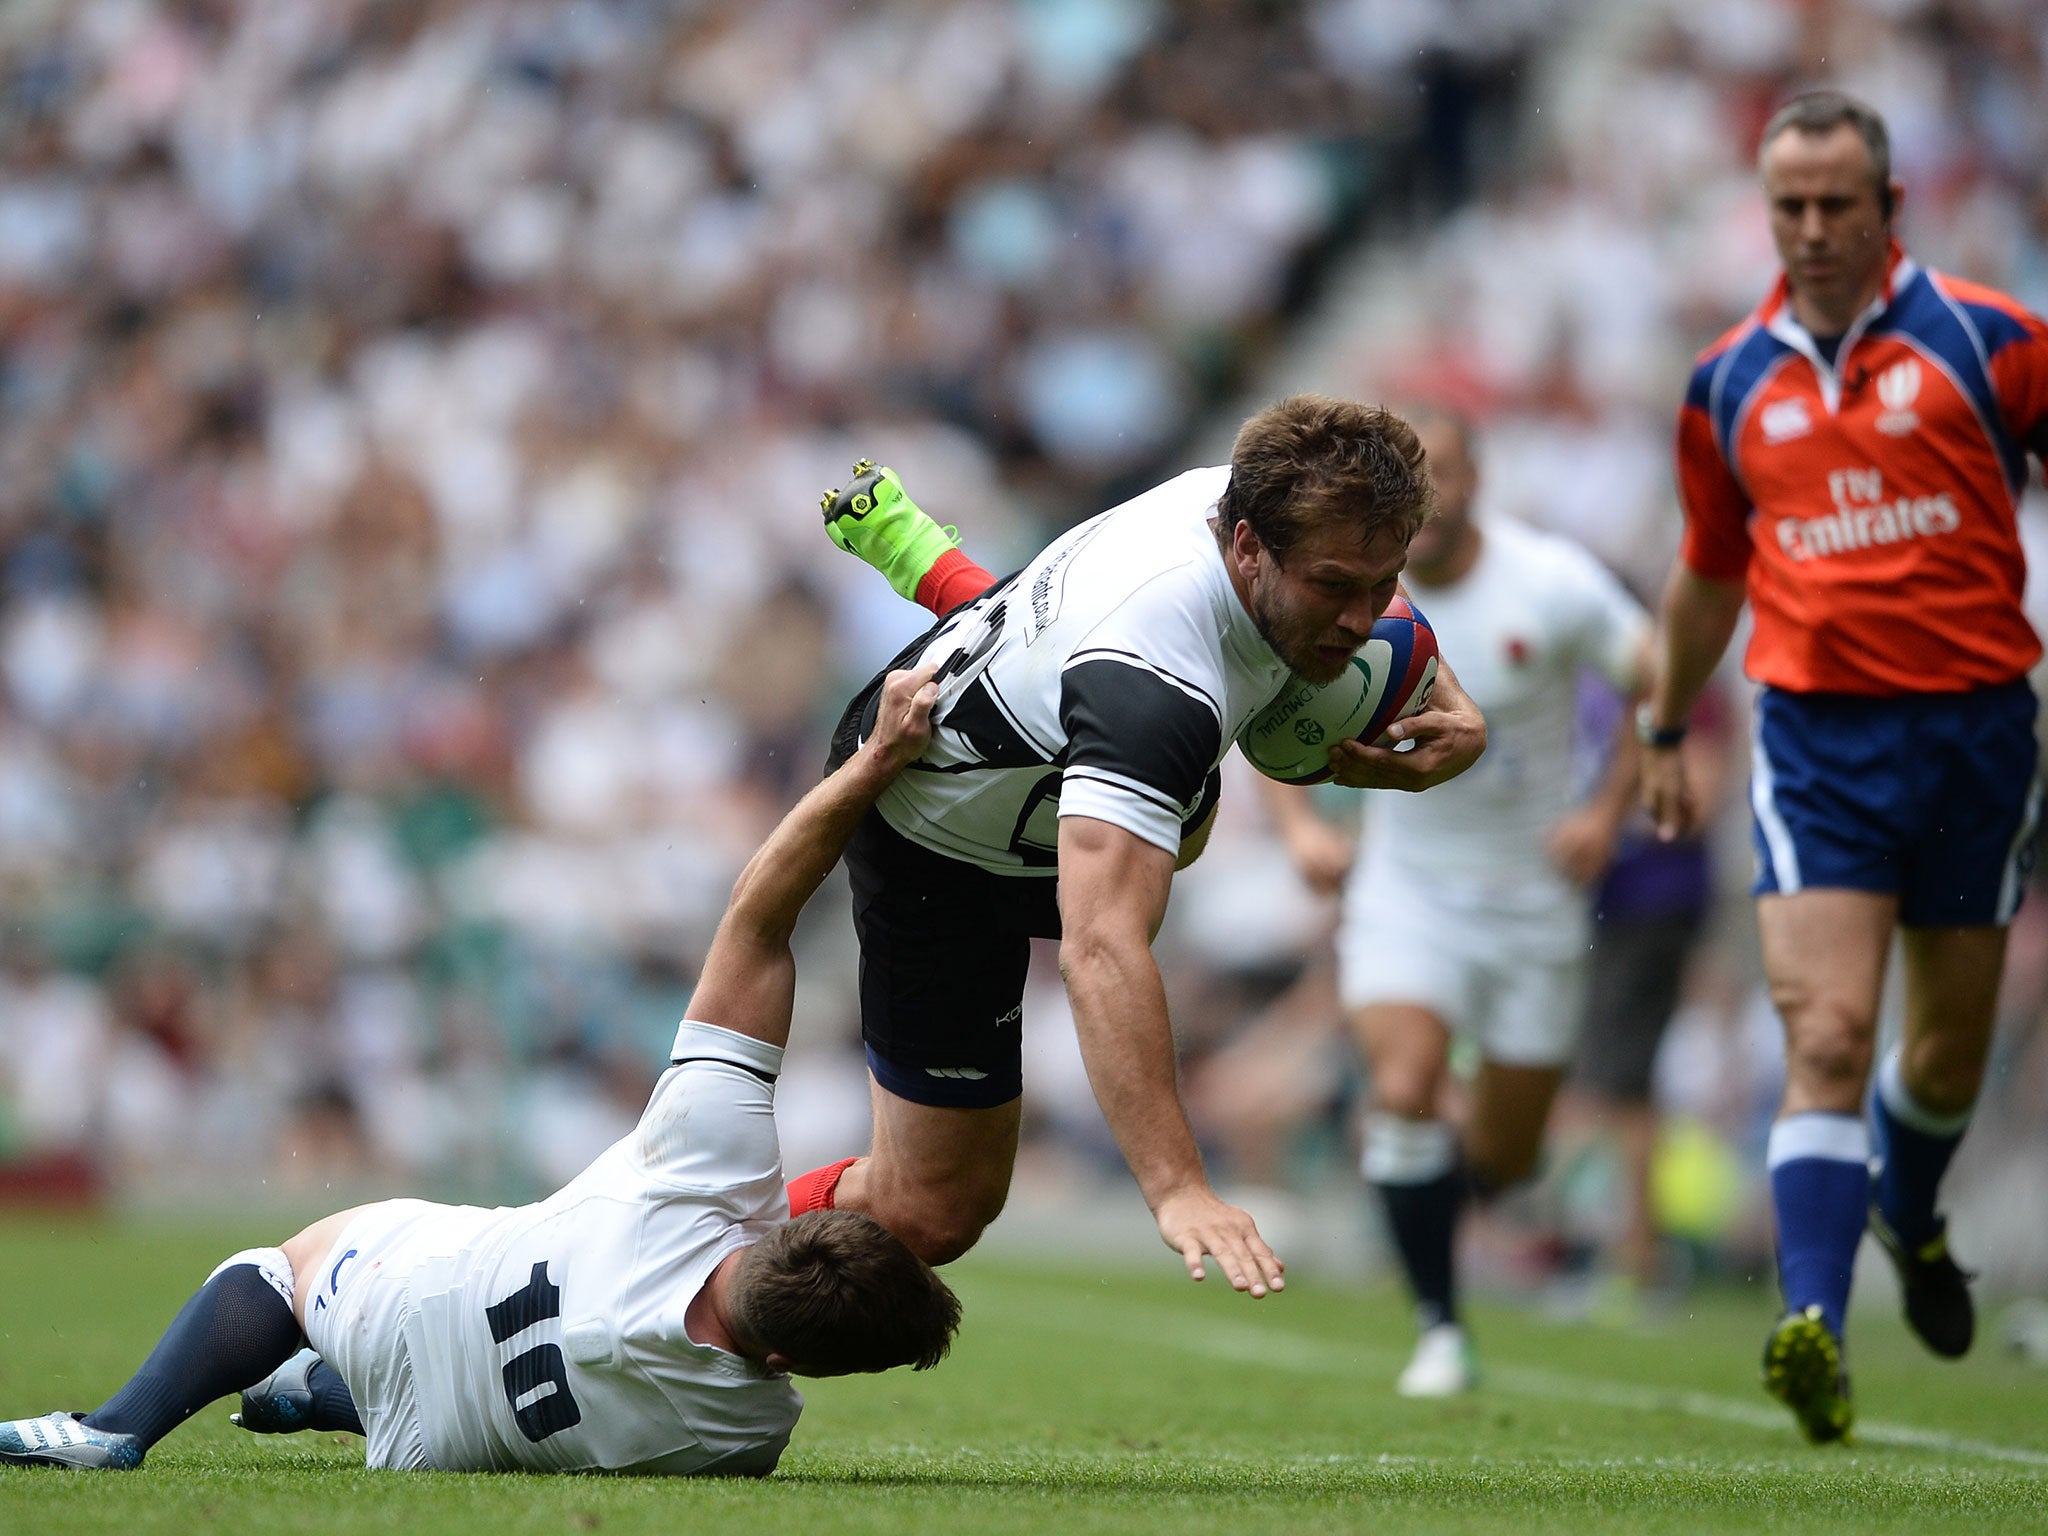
(1237, 596, 1439, 785)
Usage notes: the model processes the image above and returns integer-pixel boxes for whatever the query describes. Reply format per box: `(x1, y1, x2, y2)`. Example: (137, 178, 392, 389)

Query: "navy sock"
(1375, 1168, 1466, 1330)
(84, 1258, 303, 1448)
(306, 1360, 364, 1436)
(1871, 1050, 1970, 1249)
(1767, 1114, 1870, 1341)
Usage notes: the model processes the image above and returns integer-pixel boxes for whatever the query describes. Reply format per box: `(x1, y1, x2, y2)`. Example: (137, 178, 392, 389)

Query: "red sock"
(788, 1157, 860, 1218)
(916, 549, 996, 615)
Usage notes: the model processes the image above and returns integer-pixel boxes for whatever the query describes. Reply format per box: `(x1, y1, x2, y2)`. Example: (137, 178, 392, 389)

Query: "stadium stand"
(0, 0, 1542, 1198)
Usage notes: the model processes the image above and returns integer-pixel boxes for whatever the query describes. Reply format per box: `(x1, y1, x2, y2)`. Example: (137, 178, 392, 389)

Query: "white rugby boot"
(1396, 1322, 1478, 1397)
(0, 1411, 145, 1469)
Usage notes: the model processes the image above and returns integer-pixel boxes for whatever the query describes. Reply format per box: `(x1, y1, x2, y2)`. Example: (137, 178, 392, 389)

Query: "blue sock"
(1871, 1048, 1971, 1249)
(84, 1249, 302, 1448)
(1767, 1114, 1870, 1342)
(306, 1360, 364, 1436)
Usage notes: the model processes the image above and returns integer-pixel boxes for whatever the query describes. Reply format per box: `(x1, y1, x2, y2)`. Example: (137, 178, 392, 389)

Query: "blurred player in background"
(1260, 409, 1652, 1394)
(0, 670, 959, 1475)
(1557, 677, 1735, 1313)
(792, 397, 1488, 1299)
(1642, 89, 2048, 1443)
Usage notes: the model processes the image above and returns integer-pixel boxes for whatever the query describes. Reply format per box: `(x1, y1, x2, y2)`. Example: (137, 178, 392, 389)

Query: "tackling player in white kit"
(0, 668, 961, 1475)
(1264, 409, 1652, 1395)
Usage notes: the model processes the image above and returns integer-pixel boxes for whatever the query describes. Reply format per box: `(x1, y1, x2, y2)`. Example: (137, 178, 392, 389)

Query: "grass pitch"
(3, 1214, 2046, 1535)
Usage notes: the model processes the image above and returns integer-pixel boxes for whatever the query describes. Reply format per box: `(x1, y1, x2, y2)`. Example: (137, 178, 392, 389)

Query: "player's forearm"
(724, 748, 895, 945)
(1648, 566, 1745, 730)
(1589, 705, 1643, 827)
(724, 669, 936, 942)
(1055, 816, 1207, 1207)
(1059, 935, 1210, 1208)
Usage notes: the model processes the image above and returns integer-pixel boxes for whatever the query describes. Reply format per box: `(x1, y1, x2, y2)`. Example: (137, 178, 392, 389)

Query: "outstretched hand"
(864, 663, 943, 776)
(1153, 1186, 1286, 1298)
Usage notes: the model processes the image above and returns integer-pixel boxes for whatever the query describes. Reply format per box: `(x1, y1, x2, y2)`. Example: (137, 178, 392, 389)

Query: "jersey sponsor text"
(1777, 467, 1960, 562)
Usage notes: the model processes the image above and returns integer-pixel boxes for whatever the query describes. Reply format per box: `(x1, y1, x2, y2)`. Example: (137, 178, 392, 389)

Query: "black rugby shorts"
(843, 809, 1059, 1108)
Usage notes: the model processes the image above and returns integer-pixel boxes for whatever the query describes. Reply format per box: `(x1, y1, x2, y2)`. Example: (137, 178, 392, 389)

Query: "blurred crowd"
(0, 0, 1546, 1200)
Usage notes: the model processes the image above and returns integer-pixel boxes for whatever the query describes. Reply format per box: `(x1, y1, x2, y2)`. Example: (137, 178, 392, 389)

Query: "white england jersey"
(1356, 515, 1649, 894)
(306, 1022, 800, 1476)
(875, 467, 1292, 874)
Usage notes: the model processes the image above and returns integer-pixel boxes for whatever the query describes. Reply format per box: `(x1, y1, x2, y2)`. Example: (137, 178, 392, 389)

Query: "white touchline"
(1000, 1283, 2048, 1470)
(1488, 1361, 2048, 1466)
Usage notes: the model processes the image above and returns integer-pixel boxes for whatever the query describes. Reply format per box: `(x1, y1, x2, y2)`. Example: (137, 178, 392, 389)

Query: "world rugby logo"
(1874, 358, 1921, 436)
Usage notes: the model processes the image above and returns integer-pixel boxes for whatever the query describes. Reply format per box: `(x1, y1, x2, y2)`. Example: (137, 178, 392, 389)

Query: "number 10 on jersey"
(485, 1261, 584, 1442)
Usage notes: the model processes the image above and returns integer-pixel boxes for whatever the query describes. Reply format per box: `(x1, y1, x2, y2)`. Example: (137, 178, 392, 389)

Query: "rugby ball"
(1237, 597, 1440, 785)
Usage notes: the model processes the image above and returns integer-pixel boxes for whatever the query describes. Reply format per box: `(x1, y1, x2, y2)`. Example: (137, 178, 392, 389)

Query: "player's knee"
(1897, 1037, 1988, 1115)
(1782, 1014, 1875, 1101)
(890, 1206, 996, 1266)
(1369, 1067, 1439, 1121)
(864, 1183, 1005, 1266)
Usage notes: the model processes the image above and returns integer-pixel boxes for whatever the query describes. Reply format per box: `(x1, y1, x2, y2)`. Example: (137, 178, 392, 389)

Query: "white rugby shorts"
(1335, 861, 1590, 1068)
(303, 1198, 501, 1471)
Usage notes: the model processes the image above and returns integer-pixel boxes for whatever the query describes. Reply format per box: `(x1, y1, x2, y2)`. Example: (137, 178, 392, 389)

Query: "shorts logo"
(924, 1066, 989, 1080)
(313, 1246, 359, 1317)
(1874, 359, 1922, 436)
(994, 1003, 1022, 1028)
(1760, 397, 1812, 444)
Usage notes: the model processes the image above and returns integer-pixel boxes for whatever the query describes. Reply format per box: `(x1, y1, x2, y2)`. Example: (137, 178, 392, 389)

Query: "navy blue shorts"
(843, 809, 1060, 1109)
(1749, 681, 2041, 927)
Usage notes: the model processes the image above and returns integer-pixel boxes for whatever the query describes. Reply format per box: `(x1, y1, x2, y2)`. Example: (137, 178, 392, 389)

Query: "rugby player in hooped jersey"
(1643, 90, 2048, 1443)
(0, 668, 961, 1475)
(794, 396, 1489, 1302)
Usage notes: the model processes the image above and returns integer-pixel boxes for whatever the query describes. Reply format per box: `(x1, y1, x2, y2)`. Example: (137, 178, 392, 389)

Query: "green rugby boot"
(821, 460, 958, 602)
(1762, 1304, 1853, 1445)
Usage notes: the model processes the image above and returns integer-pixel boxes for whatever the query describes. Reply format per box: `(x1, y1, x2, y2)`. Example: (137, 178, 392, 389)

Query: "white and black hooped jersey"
(873, 467, 1293, 874)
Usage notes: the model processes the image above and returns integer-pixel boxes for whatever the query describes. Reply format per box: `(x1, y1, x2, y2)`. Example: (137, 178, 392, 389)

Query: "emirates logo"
(1874, 358, 1922, 436)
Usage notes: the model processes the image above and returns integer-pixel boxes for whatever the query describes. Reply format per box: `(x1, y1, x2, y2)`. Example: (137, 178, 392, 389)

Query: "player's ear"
(1882, 179, 1903, 227)
(1230, 518, 1266, 576)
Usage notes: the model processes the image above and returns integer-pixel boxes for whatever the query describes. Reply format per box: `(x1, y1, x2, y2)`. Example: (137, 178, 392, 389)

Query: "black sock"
(305, 1360, 364, 1436)
(1375, 1168, 1466, 1329)
(84, 1262, 303, 1448)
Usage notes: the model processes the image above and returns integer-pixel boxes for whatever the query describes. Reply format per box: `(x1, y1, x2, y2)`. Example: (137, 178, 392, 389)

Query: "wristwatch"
(1635, 702, 1687, 749)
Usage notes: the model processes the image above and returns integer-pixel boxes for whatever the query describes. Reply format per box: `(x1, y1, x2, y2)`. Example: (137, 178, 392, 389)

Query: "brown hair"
(1215, 394, 1434, 563)
(729, 1210, 962, 1375)
(1759, 90, 1894, 217)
